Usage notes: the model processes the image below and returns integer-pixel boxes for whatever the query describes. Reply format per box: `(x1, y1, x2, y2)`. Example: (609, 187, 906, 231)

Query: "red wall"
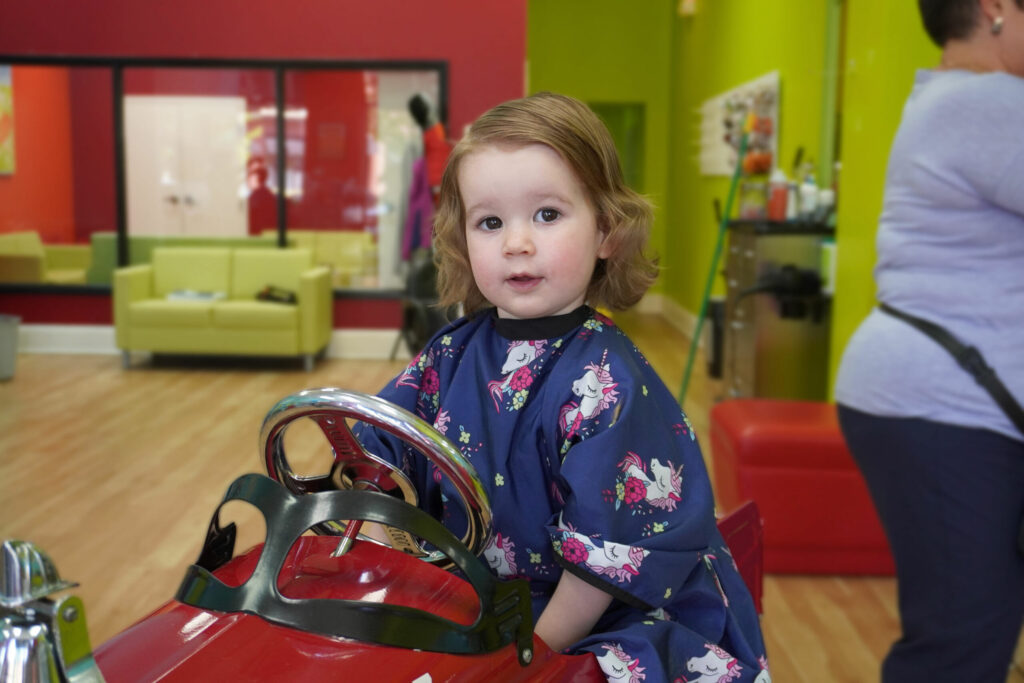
(0, 291, 400, 329)
(0, 0, 525, 328)
(0, 0, 526, 137)
(0, 67, 76, 241)
(70, 70, 116, 241)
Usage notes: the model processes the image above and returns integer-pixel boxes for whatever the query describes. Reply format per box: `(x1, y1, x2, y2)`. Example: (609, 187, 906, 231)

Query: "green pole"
(677, 129, 749, 406)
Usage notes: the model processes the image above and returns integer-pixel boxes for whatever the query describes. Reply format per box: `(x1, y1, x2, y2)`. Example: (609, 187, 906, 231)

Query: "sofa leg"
(303, 354, 314, 372)
(121, 350, 131, 369)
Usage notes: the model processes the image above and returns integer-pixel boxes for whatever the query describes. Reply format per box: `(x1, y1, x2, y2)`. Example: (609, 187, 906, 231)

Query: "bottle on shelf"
(799, 173, 818, 219)
(768, 168, 789, 221)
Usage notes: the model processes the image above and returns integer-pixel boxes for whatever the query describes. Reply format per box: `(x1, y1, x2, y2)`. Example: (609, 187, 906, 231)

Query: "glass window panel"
(372, 70, 441, 291)
(0, 65, 113, 286)
(122, 67, 276, 247)
(282, 68, 442, 289)
(0, 60, 445, 292)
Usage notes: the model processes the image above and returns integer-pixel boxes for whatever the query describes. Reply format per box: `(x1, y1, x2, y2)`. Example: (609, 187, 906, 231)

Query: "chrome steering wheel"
(259, 388, 492, 564)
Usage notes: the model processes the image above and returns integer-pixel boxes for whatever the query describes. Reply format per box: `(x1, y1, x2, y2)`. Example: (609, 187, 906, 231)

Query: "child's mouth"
(507, 274, 541, 289)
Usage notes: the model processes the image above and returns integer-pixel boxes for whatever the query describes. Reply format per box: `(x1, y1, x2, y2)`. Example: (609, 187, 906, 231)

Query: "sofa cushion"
(130, 300, 215, 327)
(152, 247, 232, 298)
(213, 301, 298, 330)
(230, 248, 313, 299)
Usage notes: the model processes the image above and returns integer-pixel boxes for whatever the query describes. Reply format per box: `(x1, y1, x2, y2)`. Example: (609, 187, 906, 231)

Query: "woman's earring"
(992, 16, 1004, 35)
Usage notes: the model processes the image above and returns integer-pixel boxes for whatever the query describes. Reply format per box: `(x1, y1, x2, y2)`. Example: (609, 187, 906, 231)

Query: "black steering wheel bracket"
(176, 473, 534, 665)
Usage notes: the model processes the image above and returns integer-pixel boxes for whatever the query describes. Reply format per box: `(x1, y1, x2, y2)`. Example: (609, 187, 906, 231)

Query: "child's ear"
(596, 224, 615, 260)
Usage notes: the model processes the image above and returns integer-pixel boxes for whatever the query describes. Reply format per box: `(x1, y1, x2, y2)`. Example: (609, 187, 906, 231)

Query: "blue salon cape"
(354, 307, 770, 682)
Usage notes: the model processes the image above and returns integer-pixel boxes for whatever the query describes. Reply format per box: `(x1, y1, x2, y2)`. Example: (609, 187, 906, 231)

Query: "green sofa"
(87, 232, 278, 285)
(114, 247, 332, 370)
(0, 231, 91, 284)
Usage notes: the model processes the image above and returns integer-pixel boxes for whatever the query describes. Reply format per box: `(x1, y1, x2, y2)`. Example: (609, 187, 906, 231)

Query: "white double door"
(125, 95, 247, 237)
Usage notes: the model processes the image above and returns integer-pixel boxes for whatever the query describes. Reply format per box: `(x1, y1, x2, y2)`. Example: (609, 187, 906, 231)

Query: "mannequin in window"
(408, 93, 452, 206)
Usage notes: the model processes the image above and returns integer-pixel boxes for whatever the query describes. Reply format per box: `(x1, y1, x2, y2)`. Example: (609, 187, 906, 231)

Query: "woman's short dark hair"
(918, 0, 1024, 46)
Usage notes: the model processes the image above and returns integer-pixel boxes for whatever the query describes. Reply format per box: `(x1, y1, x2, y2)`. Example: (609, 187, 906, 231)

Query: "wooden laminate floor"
(1, 311, 1021, 682)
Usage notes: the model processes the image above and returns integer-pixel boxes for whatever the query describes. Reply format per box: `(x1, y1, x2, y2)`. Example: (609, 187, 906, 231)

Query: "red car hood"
(94, 537, 602, 682)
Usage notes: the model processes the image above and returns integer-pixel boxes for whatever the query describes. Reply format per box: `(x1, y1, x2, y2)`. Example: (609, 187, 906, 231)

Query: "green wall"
(830, 1, 939, 387)
(528, 0, 674, 293)
(667, 1, 831, 309)
(528, 1, 940, 392)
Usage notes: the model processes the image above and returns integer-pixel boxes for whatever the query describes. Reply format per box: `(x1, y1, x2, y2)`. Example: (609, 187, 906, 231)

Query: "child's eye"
(477, 216, 503, 231)
(535, 208, 560, 223)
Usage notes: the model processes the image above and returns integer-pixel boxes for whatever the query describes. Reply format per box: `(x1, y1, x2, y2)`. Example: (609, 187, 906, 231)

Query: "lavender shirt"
(836, 69, 1024, 442)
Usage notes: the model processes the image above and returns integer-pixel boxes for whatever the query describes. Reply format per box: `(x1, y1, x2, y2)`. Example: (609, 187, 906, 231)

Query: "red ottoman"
(709, 399, 894, 575)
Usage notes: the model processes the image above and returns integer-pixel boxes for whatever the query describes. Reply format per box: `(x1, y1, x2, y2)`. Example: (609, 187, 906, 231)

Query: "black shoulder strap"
(879, 303, 1024, 436)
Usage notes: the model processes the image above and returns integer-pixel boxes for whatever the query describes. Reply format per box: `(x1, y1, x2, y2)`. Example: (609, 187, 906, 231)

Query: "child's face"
(460, 143, 611, 320)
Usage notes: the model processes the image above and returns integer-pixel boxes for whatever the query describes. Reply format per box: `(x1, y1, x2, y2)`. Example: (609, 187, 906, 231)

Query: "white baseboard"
(17, 325, 409, 360)
(15, 304, 705, 359)
(636, 293, 705, 348)
(19, 325, 119, 355)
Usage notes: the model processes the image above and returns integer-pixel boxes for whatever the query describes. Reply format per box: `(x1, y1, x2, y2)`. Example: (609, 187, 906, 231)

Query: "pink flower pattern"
(560, 536, 589, 564)
(623, 477, 647, 504)
(421, 367, 440, 394)
(509, 366, 533, 392)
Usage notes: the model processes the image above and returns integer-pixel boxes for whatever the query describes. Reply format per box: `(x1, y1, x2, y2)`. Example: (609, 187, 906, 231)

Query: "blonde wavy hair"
(433, 92, 658, 315)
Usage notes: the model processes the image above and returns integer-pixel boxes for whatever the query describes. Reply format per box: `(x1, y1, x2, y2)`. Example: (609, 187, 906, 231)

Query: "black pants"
(838, 405, 1024, 682)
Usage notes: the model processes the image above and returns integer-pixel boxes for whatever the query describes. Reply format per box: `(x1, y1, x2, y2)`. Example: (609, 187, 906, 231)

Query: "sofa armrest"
(114, 265, 153, 348)
(0, 254, 45, 283)
(298, 266, 332, 353)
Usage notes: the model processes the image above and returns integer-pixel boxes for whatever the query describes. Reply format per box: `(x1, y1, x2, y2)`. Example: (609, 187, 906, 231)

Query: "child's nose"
(502, 223, 535, 255)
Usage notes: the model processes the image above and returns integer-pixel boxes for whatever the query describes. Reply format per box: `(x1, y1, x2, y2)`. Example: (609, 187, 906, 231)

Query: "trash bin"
(0, 315, 20, 381)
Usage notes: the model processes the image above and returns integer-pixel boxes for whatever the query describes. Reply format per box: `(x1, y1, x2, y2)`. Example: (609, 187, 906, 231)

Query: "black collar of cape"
(489, 305, 592, 341)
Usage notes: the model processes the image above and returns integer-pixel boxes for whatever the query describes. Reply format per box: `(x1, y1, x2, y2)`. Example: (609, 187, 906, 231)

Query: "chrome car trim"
(1, 541, 105, 683)
(1, 541, 76, 609)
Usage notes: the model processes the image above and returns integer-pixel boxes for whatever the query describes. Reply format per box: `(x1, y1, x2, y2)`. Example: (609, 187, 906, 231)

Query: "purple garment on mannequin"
(402, 157, 434, 260)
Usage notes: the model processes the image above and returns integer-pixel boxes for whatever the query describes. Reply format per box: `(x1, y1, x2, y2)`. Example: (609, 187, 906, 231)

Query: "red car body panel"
(94, 537, 604, 681)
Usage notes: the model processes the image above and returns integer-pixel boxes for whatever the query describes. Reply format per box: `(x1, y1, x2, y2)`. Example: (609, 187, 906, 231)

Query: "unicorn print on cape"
(556, 525, 649, 583)
(683, 644, 744, 683)
(595, 643, 646, 681)
(616, 451, 684, 512)
(487, 339, 546, 411)
(559, 349, 619, 437)
(482, 532, 518, 577)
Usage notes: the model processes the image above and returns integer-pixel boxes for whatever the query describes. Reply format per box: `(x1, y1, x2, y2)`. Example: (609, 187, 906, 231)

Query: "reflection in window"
(0, 65, 112, 285)
(0, 60, 445, 291)
(247, 105, 307, 202)
(122, 68, 274, 241)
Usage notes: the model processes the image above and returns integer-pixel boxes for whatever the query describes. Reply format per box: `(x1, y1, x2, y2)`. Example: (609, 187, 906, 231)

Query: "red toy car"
(1, 388, 760, 682)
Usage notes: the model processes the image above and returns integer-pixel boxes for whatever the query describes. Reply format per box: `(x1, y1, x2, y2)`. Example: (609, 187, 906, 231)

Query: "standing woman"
(836, 0, 1024, 680)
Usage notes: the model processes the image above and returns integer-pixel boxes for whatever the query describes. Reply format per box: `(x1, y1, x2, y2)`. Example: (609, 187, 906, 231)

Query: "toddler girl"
(356, 92, 769, 682)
